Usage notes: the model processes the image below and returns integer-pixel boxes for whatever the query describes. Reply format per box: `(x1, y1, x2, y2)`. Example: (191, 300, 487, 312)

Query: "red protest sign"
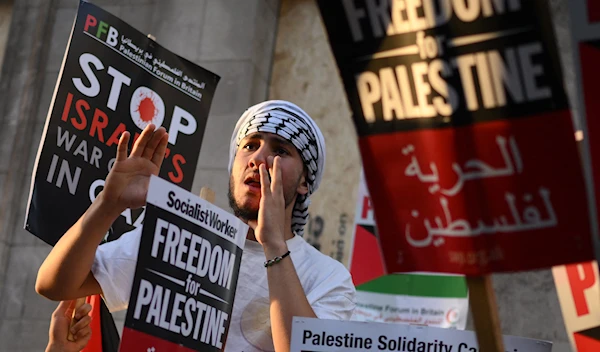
(361, 114, 590, 274)
(317, 1, 592, 274)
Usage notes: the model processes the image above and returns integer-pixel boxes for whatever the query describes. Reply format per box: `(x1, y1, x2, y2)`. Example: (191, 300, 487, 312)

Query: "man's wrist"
(262, 240, 288, 257)
(96, 192, 125, 219)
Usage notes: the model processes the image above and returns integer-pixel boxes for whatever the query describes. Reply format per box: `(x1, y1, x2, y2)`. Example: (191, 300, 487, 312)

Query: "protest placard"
(553, 261, 600, 351)
(353, 274, 468, 330)
(316, 1, 591, 276)
(290, 317, 552, 352)
(25, 1, 219, 245)
(349, 171, 468, 329)
(119, 176, 247, 351)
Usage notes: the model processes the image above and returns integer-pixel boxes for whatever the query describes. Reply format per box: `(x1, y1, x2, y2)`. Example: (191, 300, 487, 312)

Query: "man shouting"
(36, 100, 356, 352)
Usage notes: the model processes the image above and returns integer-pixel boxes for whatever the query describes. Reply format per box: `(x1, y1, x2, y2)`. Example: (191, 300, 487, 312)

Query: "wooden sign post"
(467, 276, 504, 352)
(199, 186, 216, 204)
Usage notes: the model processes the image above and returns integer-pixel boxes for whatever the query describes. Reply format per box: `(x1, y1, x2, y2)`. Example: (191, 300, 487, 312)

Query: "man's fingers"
(267, 156, 274, 176)
(142, 127, 167, 160)
(116, 132, 130, 162)
(272, 156, 283, 194)
(74, 303, 92, 320)
(266, 156, 275, 189)
(74, 326, 92, 348)
(131, 124, 155, 157)
(151, 132, 169, 167)
(259, 164, 271, 196)
(70, 315, 91, 335)
(75, 325, 92, 339)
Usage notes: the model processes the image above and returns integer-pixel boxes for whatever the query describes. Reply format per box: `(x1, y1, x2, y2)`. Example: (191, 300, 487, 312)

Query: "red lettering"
(106, 123, 127, 147)
(73, 99, 90, 130)
(90, 109, 108, 142)
(566, 262, 596, 316)
(84, 14, 98, 32)
(61, 93, 73, 122)
(361, 196, 373, 219)
(165, 147, 171, 158)
(168, 154, 186, 184)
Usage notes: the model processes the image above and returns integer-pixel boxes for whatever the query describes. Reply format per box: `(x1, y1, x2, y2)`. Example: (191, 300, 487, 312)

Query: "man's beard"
(228, 179, 258, 221)
(228, 173, 300, 221)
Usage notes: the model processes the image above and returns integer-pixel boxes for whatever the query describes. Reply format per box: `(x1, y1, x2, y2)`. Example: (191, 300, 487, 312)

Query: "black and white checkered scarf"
(228, 100, 326, 237)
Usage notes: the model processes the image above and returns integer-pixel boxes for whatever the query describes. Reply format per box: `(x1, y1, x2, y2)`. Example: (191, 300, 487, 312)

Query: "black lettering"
(303, 330, 312, 344)
(167, 190, 176, 207)
(378, 335, 387, 350)
(326, 334, 334, 346)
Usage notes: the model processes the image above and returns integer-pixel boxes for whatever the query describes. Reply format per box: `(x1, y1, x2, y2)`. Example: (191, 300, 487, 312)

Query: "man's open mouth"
(244, 174, 261, 188)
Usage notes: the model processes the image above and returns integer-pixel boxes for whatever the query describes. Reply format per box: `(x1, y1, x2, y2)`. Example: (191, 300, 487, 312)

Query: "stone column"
(269, 0, 361, 266)
(0, 0, 280, 349)
(0, 0, 14, 78)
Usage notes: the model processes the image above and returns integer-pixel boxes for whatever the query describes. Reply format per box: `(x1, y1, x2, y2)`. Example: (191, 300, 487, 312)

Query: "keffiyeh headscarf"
(228, 100, 326, 237)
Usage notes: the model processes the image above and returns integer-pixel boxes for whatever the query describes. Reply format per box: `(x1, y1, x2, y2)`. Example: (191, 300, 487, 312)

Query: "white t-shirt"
(92, 227, 356, 351)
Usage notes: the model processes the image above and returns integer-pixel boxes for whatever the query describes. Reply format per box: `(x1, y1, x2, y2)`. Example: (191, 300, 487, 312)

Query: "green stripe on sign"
(356, 274, 468, 298)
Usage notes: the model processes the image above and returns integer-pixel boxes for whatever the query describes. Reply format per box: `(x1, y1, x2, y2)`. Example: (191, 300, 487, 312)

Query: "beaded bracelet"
(264, 250, 291, 267)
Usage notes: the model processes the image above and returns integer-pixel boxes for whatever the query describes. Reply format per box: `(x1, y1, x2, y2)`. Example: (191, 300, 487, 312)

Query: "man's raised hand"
(101, 124, 168, 212)
(249, 156, 287, 247)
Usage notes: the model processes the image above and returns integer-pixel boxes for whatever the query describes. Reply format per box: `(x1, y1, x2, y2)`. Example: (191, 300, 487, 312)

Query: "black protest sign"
(316, 1, 592, 274)
(25, 1, 220, 245)
(119, 176, 247, 352)
(316, 1, 568, 135)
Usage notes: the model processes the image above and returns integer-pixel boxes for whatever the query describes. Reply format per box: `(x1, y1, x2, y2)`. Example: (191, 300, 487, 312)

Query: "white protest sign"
(290, 317, 552, 352)
(353, 288, 468, 329)
(120, 176, 248, 351)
